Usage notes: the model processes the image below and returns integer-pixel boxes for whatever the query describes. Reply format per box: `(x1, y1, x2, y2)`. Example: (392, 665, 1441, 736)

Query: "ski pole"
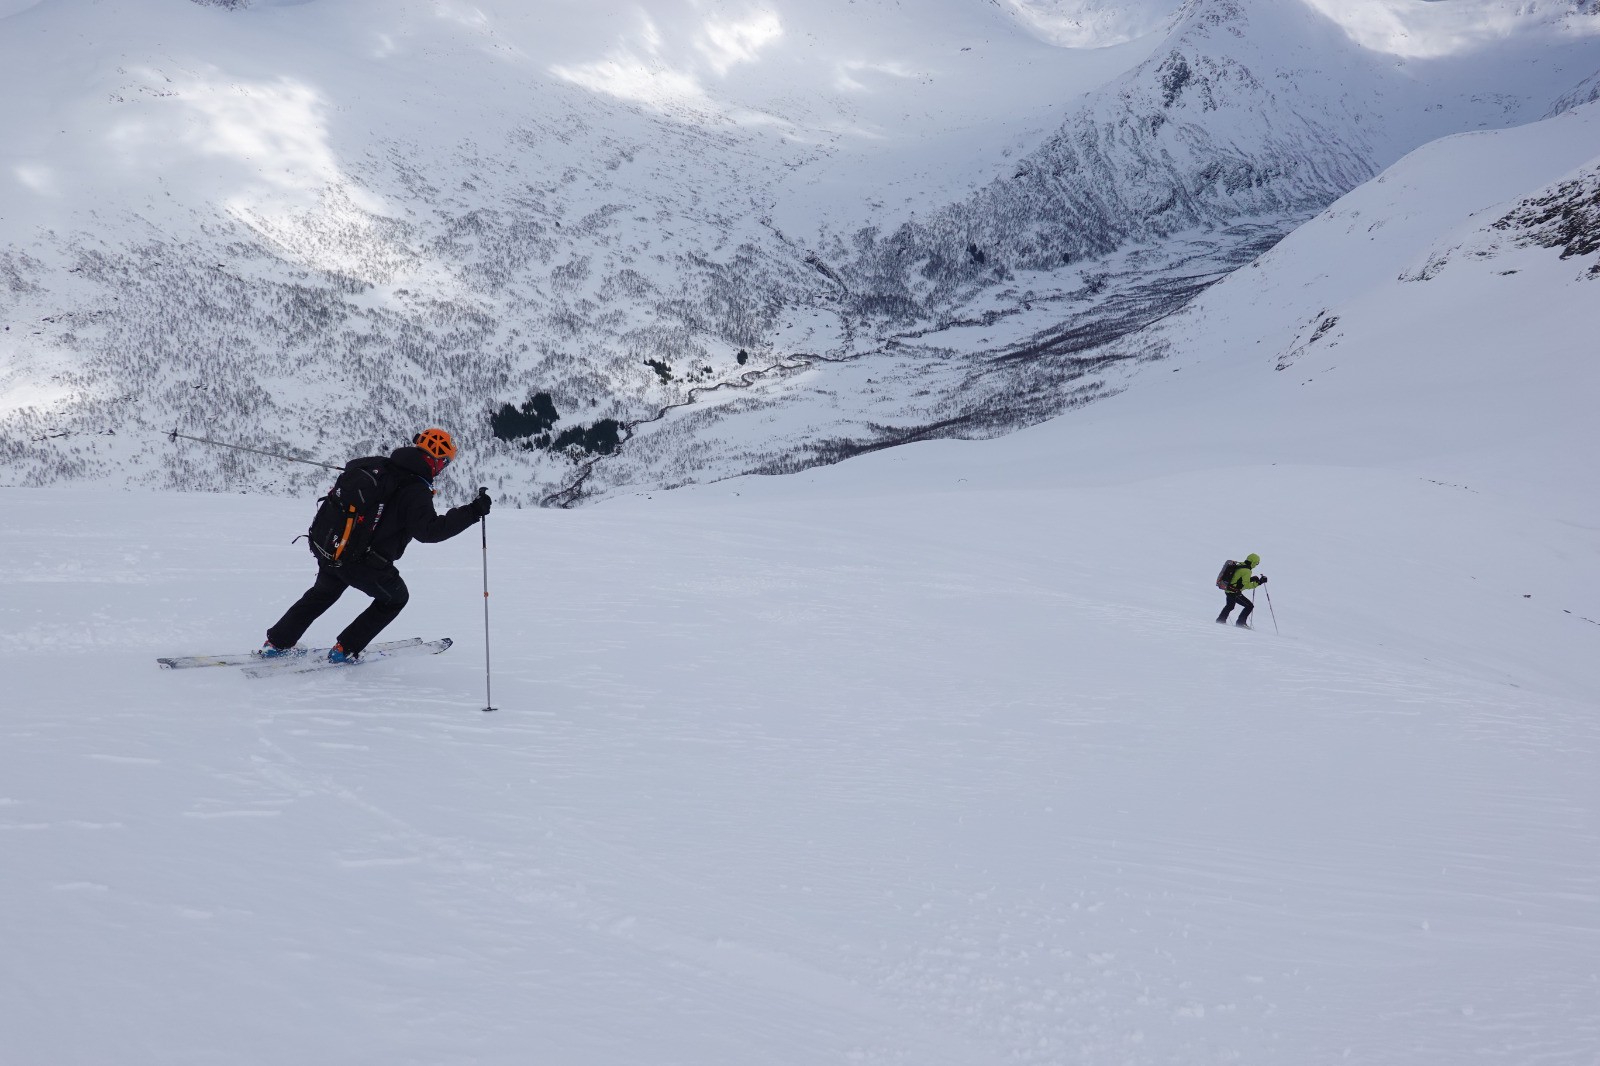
(1264, 588, 1279, 635)
(479, 490, 496, 713)
(167, 428, 342, 471)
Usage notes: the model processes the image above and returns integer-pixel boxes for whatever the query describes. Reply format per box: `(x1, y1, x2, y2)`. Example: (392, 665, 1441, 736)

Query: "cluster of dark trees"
(491, 391, 621, 456)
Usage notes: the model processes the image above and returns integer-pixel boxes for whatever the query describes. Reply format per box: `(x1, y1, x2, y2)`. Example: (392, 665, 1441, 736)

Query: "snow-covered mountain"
(2, 0, 1596, 503)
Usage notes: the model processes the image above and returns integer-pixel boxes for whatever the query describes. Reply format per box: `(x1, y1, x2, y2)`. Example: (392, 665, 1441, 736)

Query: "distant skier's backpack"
(305, 457, 394, 566)
(1215, 559, 1243, 591)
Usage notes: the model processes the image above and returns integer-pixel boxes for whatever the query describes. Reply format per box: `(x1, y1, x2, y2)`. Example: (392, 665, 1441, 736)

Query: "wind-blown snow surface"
(6, 473, 1600, 1066)
(4, 449, 1598, 1062)
(5, 114, 1600, 1060)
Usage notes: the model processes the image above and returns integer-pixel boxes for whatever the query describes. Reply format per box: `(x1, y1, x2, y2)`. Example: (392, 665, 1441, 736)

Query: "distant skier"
(1216, 553, 1267, 628)
(259, 428, 491, 663)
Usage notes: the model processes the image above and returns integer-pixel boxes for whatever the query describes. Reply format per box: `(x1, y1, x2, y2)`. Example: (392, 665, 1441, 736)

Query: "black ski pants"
(1217, 590, 1254, 625)
(267, 560, 410, 655)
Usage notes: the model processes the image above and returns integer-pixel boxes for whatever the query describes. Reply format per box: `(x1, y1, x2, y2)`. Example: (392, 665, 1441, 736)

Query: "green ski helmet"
(1245, 553, 1260, 566)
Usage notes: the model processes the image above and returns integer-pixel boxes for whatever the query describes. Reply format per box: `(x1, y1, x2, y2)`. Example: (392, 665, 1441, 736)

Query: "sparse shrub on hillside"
(1, 250, 42, 295)
(551, 256, 593, 293)
(600, 270, 655, 302)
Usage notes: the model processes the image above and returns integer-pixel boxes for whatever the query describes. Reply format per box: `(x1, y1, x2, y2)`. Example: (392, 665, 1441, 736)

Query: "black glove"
(471, 489, 493, 517)
(1256, 574, 1267, 585)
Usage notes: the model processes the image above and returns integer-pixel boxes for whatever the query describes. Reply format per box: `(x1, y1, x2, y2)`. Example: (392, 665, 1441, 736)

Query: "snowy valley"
(2, 0, 1597, 501)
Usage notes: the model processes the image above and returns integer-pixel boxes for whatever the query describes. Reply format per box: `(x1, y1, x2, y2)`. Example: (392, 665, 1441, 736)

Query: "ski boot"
(328, 643, 360, 664)
(256, 640, 296, 659)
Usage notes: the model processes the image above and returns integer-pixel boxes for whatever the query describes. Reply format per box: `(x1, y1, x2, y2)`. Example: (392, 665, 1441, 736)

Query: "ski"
(241, 637, 453, 679)
(157, 637, 424, 670)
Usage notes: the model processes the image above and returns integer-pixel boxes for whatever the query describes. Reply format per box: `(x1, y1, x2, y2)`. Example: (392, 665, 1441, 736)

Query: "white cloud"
(433, 0, 492, 33)
(695, 10, 783, 76)
(832, 59, 917, 94)
(552, 13, 706, 109)
(552, 7, 783, 113)
(13, 162, 56, 195)
(553, 53, 711, 108)
(1301, 0, 1577, 59)
(997, 0, 1179, 49)
(106, 70, 403, 279)
(109, 71, 344, 199)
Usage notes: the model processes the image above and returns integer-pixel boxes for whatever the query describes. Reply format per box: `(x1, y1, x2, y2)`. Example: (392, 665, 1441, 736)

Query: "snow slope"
(4, 473, 1597, 1064)
(3, 95, 1599, 1065)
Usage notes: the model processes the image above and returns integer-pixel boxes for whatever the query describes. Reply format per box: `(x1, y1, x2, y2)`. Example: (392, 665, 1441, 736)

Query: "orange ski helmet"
(413, 427, 456, 476)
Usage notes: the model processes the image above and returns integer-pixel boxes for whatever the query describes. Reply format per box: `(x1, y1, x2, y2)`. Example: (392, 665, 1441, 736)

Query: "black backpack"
(305, 457, 394, 566)
(1215, 559, 1243, 590)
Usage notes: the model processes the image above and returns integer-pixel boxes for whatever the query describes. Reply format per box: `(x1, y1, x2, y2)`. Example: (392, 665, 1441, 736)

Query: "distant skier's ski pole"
(167, 429, 342, 471)
(479, 490, 497, 713)
(1264, 588, 1279, 634)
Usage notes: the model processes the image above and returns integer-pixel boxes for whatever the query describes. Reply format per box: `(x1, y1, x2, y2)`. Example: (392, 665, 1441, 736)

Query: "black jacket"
(364, 446, 478, 564)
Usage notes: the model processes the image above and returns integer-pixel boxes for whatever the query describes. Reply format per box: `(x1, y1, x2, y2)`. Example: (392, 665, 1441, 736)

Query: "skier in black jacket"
(260, 428, 491, 662)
